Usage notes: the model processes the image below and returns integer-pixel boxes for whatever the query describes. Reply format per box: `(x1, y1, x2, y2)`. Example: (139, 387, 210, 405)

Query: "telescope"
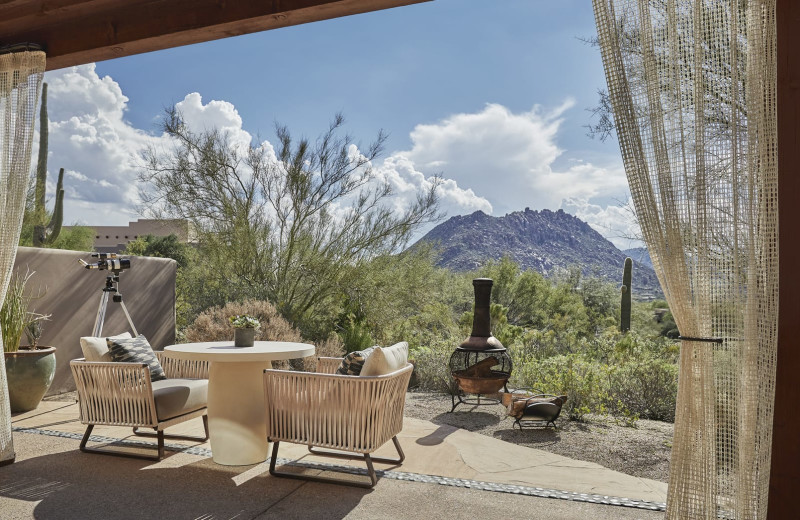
(77, 253, 137, 337)
(78, 252, 131, 272)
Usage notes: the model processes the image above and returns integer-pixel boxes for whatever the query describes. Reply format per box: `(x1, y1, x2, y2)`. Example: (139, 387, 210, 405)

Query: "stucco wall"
(12, 247, 176, 395)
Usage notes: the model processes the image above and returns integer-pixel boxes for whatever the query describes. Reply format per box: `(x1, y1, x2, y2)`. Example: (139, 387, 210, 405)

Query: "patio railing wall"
(12, 246, 176, 395)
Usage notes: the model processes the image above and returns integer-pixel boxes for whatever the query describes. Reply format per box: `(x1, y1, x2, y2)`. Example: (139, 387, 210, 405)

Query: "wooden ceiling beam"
(0, 0, 430, 71)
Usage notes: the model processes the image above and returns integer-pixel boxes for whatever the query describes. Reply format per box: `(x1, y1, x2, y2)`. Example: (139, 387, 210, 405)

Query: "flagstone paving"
(2, 400, 668, 518)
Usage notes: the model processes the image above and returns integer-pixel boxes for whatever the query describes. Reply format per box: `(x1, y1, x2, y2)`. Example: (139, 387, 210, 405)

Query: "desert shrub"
(184, 299, 303, 343)
(303, 334, 345, 372)
(412, 337, 460, 393)
(607, 356, 678, 421)
(47, 225, 96, 251)
(184, 300, 303, 369)
(184, 300, 344, 372)
(335, 303, 374, 353)
(512, 354, 608, 420)
(587, 330, 679, 365)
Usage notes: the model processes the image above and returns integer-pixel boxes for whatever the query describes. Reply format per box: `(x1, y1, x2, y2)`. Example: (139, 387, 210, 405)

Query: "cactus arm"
(44, 168, 65, 245)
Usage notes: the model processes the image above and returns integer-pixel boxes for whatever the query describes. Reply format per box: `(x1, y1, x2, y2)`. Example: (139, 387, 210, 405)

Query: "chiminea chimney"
(459, 278, 504, 351)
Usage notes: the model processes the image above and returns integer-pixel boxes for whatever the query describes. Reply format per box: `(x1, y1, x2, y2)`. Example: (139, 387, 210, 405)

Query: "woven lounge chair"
(264, 356, 413, 488)
(70, 352, 210, 460)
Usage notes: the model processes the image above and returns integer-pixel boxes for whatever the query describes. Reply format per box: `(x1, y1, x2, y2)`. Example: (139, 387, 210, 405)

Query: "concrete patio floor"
(1, 400, 667, 519)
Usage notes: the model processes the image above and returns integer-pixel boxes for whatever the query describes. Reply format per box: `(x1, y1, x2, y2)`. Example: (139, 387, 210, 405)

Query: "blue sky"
(40, 0, 641, 249)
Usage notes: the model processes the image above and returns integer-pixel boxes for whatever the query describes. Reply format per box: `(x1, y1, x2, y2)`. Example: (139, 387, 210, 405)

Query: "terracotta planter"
(234, 328, 255, 348)
(4, 346, 56, 413)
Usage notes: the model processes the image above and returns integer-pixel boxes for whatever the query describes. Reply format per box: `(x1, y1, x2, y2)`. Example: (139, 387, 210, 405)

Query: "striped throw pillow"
(107, 334, 167, 382)
(336, 346, 377, 375)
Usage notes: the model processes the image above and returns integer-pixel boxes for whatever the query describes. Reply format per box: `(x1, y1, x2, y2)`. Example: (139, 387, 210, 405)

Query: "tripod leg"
(119, 301, 139, 337)
(92, 291, 109, 337)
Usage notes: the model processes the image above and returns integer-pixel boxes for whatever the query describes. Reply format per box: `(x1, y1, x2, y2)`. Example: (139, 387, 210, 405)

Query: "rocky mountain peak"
(412, 209, 662, 300)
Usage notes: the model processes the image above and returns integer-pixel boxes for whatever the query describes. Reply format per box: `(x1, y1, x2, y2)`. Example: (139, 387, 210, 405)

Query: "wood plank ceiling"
(0, 0, 430, 71)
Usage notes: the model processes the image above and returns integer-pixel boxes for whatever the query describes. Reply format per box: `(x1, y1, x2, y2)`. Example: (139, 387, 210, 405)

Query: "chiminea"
(449, 278, 512, 412)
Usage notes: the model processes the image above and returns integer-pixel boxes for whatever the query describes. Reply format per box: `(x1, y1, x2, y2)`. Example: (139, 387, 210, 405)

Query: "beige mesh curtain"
(593, 1, 778, 518)
(0, 47, 46, 465)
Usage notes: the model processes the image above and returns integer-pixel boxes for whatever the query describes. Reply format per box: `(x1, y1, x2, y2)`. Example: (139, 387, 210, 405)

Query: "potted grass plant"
(1, 269, 54, 413)
(230, 314, 259, 348)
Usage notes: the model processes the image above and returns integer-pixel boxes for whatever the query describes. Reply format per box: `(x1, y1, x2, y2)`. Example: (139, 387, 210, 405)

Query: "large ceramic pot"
(4, 346, 56, 413)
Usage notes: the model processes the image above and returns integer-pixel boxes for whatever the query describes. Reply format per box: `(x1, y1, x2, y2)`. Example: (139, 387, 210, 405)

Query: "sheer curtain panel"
(593, 1, 778, 518)
(0, 46, 46, 465)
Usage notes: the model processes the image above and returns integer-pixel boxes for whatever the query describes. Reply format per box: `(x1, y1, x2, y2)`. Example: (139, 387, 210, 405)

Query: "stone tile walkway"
(6, 399, 667, 515)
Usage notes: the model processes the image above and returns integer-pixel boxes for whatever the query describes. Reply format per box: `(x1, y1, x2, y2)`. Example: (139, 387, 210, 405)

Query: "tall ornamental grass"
(0, 270, 49, 353)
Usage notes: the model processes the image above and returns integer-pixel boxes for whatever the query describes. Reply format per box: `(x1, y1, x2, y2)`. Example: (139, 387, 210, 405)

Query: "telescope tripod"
(93, 273, 138, 337)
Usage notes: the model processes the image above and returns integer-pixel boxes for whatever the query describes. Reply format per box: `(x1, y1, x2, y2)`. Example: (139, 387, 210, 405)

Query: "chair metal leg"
(80, 424, 94, 449)
(307, 436, 405, 465)
(132, 415, 209, 442)
(79, 424, 162, 461)
(364, 454, 378, 487)
(270, 441, 380, 488)
(157, 430, 164, 460)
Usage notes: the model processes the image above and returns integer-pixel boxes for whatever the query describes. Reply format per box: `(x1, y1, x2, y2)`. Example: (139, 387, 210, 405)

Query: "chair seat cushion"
(151, 378, 208, 421)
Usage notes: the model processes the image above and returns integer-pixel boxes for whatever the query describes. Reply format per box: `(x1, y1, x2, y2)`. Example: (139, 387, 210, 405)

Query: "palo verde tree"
(139, 109, 441, 337)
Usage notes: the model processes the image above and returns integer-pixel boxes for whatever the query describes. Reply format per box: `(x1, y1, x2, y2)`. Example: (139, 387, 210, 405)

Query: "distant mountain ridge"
(412, 208, 663, 300)
(622, 247, 654, 269)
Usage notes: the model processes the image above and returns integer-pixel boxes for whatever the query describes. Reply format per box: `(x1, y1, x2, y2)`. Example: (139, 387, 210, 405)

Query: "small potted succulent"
(1, 269, 54, 413)
(229, 314, 260, 348)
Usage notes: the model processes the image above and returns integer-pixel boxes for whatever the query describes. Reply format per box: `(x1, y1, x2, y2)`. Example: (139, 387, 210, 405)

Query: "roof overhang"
(0, 0, 431, 71)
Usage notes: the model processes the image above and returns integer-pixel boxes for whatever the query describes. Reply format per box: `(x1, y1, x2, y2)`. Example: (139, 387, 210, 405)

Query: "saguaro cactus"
(620, 257, 632, 332)
(32, 82, 65, 247)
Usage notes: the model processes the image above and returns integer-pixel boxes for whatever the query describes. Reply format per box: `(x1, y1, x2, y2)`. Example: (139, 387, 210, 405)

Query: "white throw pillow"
(360, 341, 409, 376)
(80, 332, 132, 362)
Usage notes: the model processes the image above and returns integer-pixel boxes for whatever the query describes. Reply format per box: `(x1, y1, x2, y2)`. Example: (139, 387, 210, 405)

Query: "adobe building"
(64, 219, 196, 253)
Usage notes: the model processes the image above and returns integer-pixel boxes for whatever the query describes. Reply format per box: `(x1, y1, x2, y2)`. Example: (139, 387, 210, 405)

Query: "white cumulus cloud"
(375, 154, 491, 218)
(42, 64, 154, 225)
(38, 68, 263, 227)
(398, 102, 628, 214)
(561, 197, 643, 250)
(38, 67, 639, 249)
(175, 92, 253, 153)
(390, 102, 639, 246)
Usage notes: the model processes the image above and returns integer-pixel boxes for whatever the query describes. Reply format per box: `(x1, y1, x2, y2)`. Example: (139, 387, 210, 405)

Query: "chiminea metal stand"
(449, 278, 512, 412)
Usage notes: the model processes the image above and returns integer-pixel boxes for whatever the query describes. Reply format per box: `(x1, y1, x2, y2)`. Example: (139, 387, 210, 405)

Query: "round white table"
(164, 341, 315, 465)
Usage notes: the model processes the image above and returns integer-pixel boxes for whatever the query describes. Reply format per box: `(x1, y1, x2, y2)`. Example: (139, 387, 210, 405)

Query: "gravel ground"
(404, 390, 673, 483)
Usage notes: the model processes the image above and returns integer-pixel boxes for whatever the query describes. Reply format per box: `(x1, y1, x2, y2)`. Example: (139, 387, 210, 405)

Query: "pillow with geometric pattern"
(336, 346, 377, 375)
(107, 334, 167, 382)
